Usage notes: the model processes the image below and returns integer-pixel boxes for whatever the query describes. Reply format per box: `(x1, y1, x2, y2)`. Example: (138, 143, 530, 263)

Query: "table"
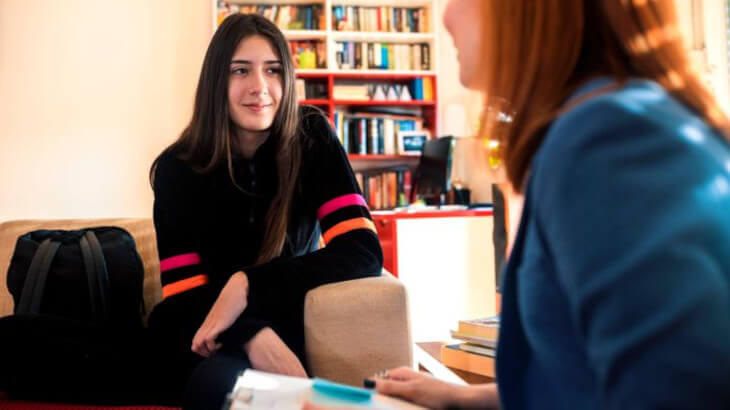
(416, 342, 495, 385)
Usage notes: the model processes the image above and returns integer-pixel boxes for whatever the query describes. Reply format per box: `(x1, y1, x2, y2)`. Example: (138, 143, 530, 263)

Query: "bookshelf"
(216, 0, 439, 207)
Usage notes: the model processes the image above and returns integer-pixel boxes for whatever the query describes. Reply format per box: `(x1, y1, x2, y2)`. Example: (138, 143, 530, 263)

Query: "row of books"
(355, 169, 412, 210)
(217, 2, 326, 30)
(332, 6, 429, 33)
(295, 79, 328, 101)
(333, 111, 423, 155)
(441, 315, 500, 378)
(336, 42, 430, 71)
(290, 40, 326, 69)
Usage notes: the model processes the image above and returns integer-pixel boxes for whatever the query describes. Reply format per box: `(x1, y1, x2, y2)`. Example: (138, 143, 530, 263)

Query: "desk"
(417, 342, 494, 385)
(372, 209, 497, 342)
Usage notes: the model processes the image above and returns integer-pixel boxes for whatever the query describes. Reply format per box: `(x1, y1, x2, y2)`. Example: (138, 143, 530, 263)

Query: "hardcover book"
(440, 344, 495, 378)
(457, 315, 499, 340)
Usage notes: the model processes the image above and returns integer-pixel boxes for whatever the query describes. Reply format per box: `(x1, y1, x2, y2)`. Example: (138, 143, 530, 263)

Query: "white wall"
(0, 0, 212, 222)
(4, 1, 723, 221)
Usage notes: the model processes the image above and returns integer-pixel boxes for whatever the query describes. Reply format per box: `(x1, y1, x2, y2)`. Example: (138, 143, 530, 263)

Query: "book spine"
(421, 43, 430, 70)
(354, 42, 362, 69)
(440, 345, 495, 378)
(359, 118, 367, 155)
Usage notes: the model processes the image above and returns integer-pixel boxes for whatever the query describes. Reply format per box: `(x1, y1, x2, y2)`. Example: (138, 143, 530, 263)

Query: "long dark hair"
(151, 14, 301, 264)
(477, 0, 729, 192)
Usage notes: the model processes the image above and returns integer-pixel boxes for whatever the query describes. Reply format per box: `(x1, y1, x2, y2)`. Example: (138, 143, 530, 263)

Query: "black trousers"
(183, 350, 252, 410)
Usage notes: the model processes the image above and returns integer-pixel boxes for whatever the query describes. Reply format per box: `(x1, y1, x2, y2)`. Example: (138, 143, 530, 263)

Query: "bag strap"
(86, 231, 112, 313)
(79, 231, 111, 319)
(17, 239, 61, 314)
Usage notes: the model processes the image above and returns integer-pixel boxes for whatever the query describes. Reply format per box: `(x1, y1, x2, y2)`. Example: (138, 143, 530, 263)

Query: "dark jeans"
(184, 350, 252, 410)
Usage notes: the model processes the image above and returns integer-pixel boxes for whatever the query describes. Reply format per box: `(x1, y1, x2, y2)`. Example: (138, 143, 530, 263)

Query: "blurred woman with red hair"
(371, 1, 730, 408)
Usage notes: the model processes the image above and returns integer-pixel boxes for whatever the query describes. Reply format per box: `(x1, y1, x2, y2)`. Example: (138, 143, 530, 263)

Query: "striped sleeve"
(318, 194, 377, 244)
(241, 111, 383, 309)
(153, 156, 212, 302)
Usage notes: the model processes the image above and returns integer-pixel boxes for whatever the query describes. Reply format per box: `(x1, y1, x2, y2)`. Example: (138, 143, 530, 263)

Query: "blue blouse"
(496, 78, 730, 410)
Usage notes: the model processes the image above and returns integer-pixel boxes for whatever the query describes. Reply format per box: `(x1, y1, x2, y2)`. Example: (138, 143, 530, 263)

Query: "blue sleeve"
(534, 96, 730, 409)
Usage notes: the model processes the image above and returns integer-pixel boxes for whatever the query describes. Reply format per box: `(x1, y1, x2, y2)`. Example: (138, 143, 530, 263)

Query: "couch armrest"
(304, 271, 412, 386)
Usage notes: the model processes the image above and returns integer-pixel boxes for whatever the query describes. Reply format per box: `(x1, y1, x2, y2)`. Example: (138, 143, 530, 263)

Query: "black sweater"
(148, 108, 383, 365)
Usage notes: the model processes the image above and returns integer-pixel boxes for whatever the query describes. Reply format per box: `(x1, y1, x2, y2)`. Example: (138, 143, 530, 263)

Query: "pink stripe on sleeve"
(317, 193, 368, 220)
(160, 252, 201, 273)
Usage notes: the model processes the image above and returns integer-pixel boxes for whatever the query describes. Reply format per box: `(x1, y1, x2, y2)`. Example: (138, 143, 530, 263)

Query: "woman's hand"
(373, 367, 500, 409)
(192, 271, 249, 357)
(245, 327, 308, 378)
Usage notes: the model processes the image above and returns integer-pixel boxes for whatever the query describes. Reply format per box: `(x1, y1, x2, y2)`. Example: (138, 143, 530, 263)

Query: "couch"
(0, 218, 413, 409)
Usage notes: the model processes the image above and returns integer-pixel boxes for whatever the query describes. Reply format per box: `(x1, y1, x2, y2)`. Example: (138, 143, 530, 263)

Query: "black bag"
(0, 227, 158, 404)
(7, 227, 145, 328)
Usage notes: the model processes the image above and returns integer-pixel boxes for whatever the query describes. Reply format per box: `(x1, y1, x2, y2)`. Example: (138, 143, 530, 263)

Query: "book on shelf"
(333, 111, 423, 155)
(296, 79, 328, 101)
(333, 83, 371, 100)
(296, 79, 306, 101)
(332, 6, 429, 33)
(336, 42, 430, 71)
(440, 343, 495, 378)
(218, 2, 326, 30)
(355, 169, 412, 210)
(410, 77, 434, 101)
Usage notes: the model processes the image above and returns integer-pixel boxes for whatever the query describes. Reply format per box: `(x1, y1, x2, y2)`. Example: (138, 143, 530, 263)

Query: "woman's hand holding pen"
(192, 271, 249, 357)
(371, 367, 501, 409)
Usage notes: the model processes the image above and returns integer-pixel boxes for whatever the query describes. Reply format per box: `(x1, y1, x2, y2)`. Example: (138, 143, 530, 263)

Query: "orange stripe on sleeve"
(322, 217, 377, 244)
(161, 274, 209, 299)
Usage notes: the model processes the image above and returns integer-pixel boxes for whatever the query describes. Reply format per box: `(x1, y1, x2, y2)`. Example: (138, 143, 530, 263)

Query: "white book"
(413, 45, 421, 71)
(384, 118, 396, 154)
(228, 369, 423, 409)
(295, 79, 306, 102)
(374, 43, 382, 68)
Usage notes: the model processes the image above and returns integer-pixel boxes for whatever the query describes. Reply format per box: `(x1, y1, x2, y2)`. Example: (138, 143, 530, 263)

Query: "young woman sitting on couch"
(148, 14, 383, 410)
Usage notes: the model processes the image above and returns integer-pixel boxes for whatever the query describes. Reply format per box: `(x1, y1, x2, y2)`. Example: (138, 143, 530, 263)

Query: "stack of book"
(441, 315, 500, 378)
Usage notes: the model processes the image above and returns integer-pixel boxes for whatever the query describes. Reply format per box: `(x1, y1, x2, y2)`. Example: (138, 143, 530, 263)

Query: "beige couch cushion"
(304, 273, 412, 386)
